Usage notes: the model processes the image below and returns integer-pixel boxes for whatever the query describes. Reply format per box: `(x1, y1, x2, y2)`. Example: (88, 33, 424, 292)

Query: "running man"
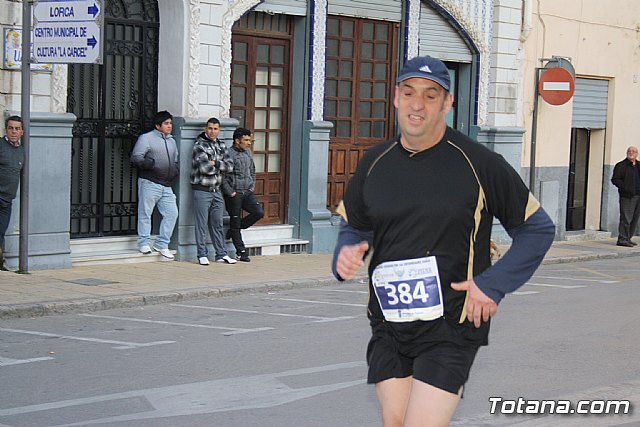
(332, 55, 555, 426)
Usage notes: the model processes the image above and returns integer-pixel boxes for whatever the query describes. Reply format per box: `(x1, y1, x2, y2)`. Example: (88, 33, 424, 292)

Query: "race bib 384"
(372, 256, 444, 322)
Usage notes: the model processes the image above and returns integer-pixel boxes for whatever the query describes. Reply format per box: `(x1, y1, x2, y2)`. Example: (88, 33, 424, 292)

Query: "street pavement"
(1, 238, 639, 320)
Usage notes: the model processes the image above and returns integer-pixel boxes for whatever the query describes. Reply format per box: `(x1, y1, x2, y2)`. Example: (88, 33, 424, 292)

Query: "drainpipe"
(520, 0, 533, 42)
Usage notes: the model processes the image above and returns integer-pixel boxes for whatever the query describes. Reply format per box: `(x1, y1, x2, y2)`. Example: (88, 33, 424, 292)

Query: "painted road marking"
(512, 291, 540, 295)
(0, 361, 366, 425)
(0, 327, 174, 350)
(525, 283, 586, 289)
(0, 356, 54, 367)
(534, 275, 618, 283)
(79, 313, 274, 335)
(271, 298, 366, 307)
(313, 289, 368, 294)
(171, 304, 356, 323)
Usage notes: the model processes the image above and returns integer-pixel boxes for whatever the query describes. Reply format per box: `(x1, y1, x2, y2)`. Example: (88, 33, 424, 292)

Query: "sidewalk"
(1, 238, 639, 319)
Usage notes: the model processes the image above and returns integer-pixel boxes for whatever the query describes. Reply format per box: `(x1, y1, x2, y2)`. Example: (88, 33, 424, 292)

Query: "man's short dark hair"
(153, 110, 173, 127)
(206, 117, 220, 126)
(233, 127, 251, 142)
(5, 115, 23, 129)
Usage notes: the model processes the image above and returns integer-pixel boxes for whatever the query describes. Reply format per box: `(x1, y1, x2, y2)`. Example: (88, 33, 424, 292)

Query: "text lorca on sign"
(49, 7, 75, 18)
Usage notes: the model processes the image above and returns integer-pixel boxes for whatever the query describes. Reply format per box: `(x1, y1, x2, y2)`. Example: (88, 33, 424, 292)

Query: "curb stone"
(0, 276, 354, 320)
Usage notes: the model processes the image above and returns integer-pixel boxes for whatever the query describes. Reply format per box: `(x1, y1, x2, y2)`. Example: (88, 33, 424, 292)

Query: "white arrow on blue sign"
(32, 0, 103, 64)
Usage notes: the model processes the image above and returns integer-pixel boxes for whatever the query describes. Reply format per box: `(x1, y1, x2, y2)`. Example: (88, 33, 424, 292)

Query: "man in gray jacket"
(130, 111, 179, 259)
(222, 127, 264, 262)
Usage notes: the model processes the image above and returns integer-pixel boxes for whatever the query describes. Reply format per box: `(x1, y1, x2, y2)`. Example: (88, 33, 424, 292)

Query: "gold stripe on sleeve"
(459, 187, 485, 324)
(524, 192, 541, 221)
(335, 200, 347, 222)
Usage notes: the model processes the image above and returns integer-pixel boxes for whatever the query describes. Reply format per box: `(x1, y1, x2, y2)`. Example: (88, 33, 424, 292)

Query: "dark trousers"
(0, 197, 13, 252)
(224, 190, 264, 254)
(618, 195, 640, 243)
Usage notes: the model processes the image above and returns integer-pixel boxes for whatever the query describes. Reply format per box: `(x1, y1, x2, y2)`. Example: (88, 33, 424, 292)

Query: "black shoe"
(0, 249, 6, 271)
(629, 240, 638, 246)
(237, 251, 251, 262)
(617, 240, 634, 247)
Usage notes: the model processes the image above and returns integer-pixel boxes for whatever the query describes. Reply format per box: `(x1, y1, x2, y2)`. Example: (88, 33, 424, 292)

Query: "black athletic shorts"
(366, 321, 480, 394)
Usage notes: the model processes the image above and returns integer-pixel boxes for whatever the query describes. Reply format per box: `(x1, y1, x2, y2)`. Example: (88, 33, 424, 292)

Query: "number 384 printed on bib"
(372, 256, 444, 322)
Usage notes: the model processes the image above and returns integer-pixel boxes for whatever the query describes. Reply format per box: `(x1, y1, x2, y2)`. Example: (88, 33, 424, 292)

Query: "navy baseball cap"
(396, 55, 450, 91)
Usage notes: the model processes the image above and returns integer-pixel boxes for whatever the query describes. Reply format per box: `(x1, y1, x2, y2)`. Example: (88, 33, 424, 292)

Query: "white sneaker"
(216, 255, 237, 264)
(153, 246, 175, 260)
(139, 245, 152, 254)
(198, 256, 210, 265)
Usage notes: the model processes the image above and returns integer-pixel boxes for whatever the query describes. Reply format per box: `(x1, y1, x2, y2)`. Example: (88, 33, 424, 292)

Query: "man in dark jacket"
(221, 127, 264, 262)
(0, 115, 24, 270)
(611, 146, 640, 247)
(130, 111, 179, 259)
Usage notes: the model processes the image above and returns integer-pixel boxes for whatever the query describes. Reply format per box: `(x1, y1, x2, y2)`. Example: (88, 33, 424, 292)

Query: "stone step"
(70, 236, 139, 255)
(241, 224, 297, 241)
(71, 249, 177, 266)
(70, 225, 308, 266)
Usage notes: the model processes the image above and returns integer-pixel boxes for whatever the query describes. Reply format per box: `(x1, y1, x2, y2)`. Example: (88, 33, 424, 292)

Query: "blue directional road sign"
(32, 0, 103, 64)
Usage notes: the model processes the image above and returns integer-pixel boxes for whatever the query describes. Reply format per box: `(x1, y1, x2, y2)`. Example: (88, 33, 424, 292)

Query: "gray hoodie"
(130, 129, 179, 187)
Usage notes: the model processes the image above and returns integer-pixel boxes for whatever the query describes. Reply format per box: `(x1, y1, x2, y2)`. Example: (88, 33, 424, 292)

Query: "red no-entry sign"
(538, 66, 575, 105)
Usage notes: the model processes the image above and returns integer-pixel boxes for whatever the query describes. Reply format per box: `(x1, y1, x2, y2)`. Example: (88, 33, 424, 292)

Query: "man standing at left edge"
(131, 111, 179, 260)
(0, 115, 25, 271)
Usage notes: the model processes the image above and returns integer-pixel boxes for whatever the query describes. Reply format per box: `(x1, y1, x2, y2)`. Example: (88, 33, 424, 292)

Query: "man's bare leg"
(375, 377, 412, 427)
(403, 379, 461, 427)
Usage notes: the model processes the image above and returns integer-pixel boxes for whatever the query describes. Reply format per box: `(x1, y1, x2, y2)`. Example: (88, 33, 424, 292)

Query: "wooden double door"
(231, 13, 292, 224)
(325, 16, 399, 211)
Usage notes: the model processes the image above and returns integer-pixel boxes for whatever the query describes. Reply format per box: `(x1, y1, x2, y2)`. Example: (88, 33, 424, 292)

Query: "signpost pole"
(529, 67, 541, 197)
(19, 0, 32, 273)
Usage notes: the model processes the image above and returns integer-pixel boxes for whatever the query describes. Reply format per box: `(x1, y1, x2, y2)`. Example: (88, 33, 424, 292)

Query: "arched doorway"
(68, 0, 159, 237)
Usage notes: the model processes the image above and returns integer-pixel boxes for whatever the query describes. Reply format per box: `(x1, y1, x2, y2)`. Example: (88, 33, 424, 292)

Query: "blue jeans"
(193, 189, 227, 259)
(0, 197, 12, 251)
(137, 178, 178, 249)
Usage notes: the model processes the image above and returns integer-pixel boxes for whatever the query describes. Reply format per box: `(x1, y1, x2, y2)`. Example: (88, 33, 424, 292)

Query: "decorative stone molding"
(51, 65, 68, 114)
(406, 0, 420, 59)
(310, 0, 327, 121)
(187, 0, 201, 118)
(220, 0, 261, 118)
(432, 0, 493, 125)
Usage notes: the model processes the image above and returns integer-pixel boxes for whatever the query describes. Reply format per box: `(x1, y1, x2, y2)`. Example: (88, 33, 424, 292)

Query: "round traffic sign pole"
(538, 66, 575, 105)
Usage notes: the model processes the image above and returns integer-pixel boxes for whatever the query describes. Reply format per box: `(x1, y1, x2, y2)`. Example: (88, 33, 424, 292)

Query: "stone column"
(4, 113, 76, 270)
(298, 120, 336, 253)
